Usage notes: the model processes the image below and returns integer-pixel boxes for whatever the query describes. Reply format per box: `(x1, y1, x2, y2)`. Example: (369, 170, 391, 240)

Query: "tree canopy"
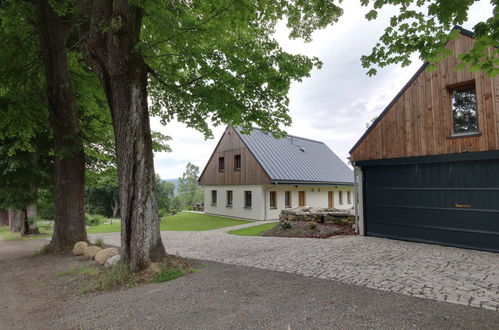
(360, 0, 498, 77)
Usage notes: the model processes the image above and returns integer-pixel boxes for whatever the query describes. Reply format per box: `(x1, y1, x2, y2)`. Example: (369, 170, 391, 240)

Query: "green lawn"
(227, 222, 278, 236)
(0, 225, 52, 241)
(87, 212, 251, 234)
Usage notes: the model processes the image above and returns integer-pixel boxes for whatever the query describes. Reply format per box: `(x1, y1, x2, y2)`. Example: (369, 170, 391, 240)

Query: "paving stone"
(90, 221, 499, 311)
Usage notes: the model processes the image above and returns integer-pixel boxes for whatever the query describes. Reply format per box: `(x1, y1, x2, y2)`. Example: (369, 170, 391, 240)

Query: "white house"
(198, 126, 354, 220)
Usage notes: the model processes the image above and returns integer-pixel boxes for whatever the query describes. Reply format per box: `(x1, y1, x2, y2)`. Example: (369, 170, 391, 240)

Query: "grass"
(227, 222, 278, 236)
(86, 212, 251, 234)
(0, 225, 52, 241)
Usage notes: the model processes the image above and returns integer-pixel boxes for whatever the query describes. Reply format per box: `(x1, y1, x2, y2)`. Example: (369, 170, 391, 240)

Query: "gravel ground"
(91, 222, 499, 311)
(1, 238, 498, 329)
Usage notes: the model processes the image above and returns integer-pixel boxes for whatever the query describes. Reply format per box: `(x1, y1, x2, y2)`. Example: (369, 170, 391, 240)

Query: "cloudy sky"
(151, 1, 491, 180)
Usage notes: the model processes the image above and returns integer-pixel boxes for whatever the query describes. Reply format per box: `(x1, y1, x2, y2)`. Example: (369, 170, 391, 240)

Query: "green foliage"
(137, 0, 343, 138)
(177, 163, 204, 208)
(86, 168, 120, 217)
(155, 174, 176, 215)
(149, 263, 185, 283)
(94, 238, 105, 248)
(360, 0, 498, 77)
(85, 214, 106, 227)
(280, 220, 292, 229)
(227, 222, 278, 236)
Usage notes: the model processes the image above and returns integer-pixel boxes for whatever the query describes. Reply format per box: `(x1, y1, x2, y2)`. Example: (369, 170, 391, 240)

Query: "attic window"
(218, 157, 225, 172)
(234, 154, 241, 170)
(450, 83, 478, 135)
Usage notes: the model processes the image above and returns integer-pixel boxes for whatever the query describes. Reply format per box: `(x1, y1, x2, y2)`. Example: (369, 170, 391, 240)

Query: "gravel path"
(91, 222, 499, 311)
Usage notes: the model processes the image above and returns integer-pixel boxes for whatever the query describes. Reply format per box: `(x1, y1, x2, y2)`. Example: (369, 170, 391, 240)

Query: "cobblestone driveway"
(92, 222, 499, 311)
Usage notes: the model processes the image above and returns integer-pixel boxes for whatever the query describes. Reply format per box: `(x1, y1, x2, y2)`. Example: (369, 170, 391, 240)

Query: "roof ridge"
(239, 126, 326, 144)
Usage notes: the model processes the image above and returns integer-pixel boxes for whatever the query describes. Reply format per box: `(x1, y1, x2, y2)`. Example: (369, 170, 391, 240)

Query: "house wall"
(204, 184, 354, 221)
(203, 185, 265, 220)
(198, 127, 271, 185)
(350, 33, 499, 162)
(265, 185, 354, 220)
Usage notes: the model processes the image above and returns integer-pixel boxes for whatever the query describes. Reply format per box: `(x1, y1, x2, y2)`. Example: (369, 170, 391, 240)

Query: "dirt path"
(0, 237, 498, 329)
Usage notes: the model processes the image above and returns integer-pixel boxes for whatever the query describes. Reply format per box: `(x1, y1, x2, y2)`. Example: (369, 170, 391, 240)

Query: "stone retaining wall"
(279, 207, 355, 225)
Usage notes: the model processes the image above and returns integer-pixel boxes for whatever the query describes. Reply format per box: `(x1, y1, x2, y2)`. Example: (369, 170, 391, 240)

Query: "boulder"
(95, 247, 119, 265)
(104, 254, 121, 268)
(84, 245, 102, 259)
(73, 241, 88, 255)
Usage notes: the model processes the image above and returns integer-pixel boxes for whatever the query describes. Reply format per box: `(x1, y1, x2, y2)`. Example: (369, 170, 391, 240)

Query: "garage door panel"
(366, 188, 499, 210)
(367, 206, 499, 234)
(368, 222, 499, 252)
(364, 158, 499, 252)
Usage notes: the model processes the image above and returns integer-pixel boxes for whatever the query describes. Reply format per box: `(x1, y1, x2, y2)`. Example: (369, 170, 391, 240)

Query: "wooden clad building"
(350, 27, 499, 252)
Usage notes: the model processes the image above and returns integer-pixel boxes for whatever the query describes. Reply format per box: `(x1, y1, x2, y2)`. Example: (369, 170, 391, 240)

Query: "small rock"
(95, 247, 119, 265)
(84, 246, 102, 259)
(104, 254, 121, 268)
(73, 241, 88, 255)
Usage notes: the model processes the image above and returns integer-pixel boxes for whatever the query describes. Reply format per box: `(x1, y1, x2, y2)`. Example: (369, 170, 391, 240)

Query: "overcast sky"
(151, 1, 491, 180)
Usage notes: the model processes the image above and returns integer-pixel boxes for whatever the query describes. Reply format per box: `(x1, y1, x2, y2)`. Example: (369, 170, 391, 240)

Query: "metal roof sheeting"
(235, 127, 354, 185)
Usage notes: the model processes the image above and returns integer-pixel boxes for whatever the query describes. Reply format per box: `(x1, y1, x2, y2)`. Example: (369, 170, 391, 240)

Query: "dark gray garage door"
(363, 157, 499, 252)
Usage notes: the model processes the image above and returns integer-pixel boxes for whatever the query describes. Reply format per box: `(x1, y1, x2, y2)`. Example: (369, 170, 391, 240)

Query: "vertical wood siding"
(198, 127, 272, 185)
(351, 34, 498, 162)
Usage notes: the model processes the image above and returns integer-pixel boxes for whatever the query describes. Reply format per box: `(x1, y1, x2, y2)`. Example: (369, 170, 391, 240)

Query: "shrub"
(94, 238, 105, 247)
(85, 214, 106, 227)
(280, 220, 292, 229)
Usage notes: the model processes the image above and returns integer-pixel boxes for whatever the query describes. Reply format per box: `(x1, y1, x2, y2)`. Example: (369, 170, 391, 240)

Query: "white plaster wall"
(203, 185, 265, 220)
(264, 185, 355, 220)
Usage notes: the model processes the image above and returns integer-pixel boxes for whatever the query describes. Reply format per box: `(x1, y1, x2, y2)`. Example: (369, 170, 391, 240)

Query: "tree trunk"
(0, 210, 8, 226)
(8, 210, 24, 232)
(21, 204, 40, 236)
(111, 199, 120, 219)
(81, 0, 166, 271)
(36, 0, 87, 250)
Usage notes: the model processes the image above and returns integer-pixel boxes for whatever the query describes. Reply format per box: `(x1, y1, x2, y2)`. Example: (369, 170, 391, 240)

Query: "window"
(234, 154, 241, 170)
(339, 191, 343, 205)
(244, 191, 252, 208)
(451, 84, 478, 135)
(269, 191, 277, 209)
(218, 157, 225, 172)
(285, 191, 291, 208)
(211, 190, 217, 205)
(226, 190, 233, 207)
(298, 191, 306, 206)
(347, 191, 352, 204)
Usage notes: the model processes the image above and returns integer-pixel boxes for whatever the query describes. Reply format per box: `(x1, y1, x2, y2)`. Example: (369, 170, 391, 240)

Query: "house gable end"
(350, 28, 499, 162)
(198, 126, 272, 185)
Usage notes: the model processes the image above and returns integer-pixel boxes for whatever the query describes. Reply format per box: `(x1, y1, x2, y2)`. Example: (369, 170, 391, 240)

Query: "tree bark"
(80, 0, 166, 271)
(8, 210, 23, 232)
(36, 0, 87, 250)
(111, 199, 120, 219)
(0, 210, 8, 226)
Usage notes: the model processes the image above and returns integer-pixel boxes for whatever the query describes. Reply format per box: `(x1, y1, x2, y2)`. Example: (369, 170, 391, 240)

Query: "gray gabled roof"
(235, 127, 353, 185)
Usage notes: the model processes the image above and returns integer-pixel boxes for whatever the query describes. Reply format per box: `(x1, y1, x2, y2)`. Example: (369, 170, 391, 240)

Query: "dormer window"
(234, 154, 241, 170)
(451, 83, 478, 135)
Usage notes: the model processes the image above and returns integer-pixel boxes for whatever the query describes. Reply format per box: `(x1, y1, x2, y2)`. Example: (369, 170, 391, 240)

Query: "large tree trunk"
(36, 0, 87, 250)
(8, 210, 24, 232)
(0, 210, 8, 226)
(80, 0, 166, 271)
